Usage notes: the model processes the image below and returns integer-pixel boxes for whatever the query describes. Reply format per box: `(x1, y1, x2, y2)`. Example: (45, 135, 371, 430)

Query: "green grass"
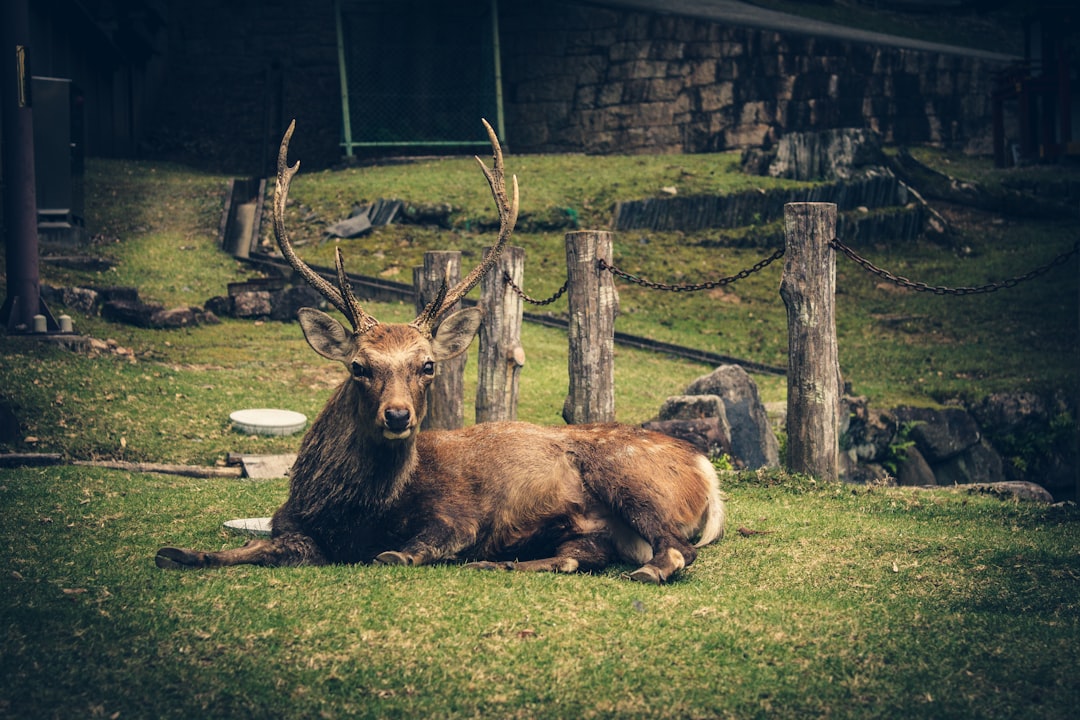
(2, 466, 1078, 718)
(0, 147, 1078, 717)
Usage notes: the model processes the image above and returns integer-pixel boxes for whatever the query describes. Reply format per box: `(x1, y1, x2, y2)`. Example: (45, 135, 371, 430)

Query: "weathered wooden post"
(476, 245, 526, 423)
(414, 250, 465, 430)
(563, 230, 617, 424)
(780, 202, 841, 481)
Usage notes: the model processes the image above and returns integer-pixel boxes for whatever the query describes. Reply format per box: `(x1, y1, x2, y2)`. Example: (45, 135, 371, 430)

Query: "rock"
(269, 286, 326, 322)
(894, 406, 981, 463)
(658, 395, 729, 423)
(968, 391, 1048, 433)
(684, 365, 779, 469)
(204, 295, 234, 317)
(842, 395, 896, 464)
(62, 287, 99, 315)
(642, 418, 732, 461)
(962, 481, 1055, 503)
(232, 290, 273, 318)
(896, 445, 936, 486)
(149, 307, 201, 328)
(101, 298, 162, 328)
(933, 438, 1005, 486)
(325, 212, 372, 238)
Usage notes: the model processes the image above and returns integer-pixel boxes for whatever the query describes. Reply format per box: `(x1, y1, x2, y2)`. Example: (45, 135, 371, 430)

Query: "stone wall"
(146, 0, 1007, 173)
(147, 0, 342, 174)
(499, 2, 1005, 156)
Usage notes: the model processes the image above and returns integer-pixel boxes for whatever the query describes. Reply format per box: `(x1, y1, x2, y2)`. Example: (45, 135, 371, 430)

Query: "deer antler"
(274, 120, 378, 335)
(410, 119, 519, 337)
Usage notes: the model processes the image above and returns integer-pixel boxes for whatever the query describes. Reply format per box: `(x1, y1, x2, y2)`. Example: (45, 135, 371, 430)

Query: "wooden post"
(414, 251, 464, 430)
(476, 245, 525, 423)
(780, 202, 841, 481)
(563, 230, 617, 424)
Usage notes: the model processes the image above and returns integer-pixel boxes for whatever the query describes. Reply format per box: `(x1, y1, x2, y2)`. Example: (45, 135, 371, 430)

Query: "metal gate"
(335, 0, 504, 154)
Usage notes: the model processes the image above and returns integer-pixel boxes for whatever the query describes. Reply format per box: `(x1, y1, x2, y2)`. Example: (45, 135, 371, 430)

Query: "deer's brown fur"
(154, 121, 724, 583)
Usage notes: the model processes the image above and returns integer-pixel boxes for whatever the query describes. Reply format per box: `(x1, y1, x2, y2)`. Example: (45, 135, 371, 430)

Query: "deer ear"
(431, 307, 482, 361)
(298, 308, 356, 362)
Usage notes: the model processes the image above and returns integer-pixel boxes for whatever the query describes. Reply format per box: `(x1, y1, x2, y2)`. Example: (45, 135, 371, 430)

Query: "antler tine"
(411, 119, 519, 335)
(410, 266, 451, 337)
(274, 120, 378, 334)
(335, 247, 378, 334)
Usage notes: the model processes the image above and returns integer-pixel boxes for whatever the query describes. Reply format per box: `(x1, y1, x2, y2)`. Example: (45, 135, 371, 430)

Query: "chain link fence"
(338, 0, 500, 150)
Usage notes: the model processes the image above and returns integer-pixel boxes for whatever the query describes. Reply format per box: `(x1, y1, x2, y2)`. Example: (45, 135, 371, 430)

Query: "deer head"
(273, 120, 519, 441)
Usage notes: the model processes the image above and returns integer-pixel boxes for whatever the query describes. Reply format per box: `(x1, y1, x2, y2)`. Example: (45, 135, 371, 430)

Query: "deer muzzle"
(381, 407, 413, 440)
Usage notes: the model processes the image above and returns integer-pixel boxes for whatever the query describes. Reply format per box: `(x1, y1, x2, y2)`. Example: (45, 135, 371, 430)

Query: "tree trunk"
(563, 230, 616, 424)
(780, 203, 841, 481)
(476, 245, 525, 423)
(414, 251, 464, 430)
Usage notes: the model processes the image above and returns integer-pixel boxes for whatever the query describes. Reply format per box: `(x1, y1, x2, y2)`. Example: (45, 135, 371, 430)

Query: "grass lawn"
(1, 147, 1078, 717)
(2, 466, 1078, 719)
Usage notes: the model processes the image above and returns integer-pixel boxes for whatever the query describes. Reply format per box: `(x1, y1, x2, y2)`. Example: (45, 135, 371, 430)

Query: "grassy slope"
(0, 150, 1077, 455)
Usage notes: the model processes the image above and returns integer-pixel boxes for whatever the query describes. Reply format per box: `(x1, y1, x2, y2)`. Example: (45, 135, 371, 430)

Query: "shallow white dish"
(230, 408, 307, 436)
(223, 517, 272, 536)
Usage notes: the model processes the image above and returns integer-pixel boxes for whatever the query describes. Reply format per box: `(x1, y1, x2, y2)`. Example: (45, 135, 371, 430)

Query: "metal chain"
(597, 247, 786, 292)
(832, 238, 1079, 296)
(503, 271, 569, 306)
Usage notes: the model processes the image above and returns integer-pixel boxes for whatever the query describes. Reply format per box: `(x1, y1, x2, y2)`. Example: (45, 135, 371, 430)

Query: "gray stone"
(642, 418, 732, 461)
(62, 287, 99, 315)
(932, 438, 1005, 486)
(684, 365, 779, 469)
(270, 285, 326, 322)
(232, 290, 273, 318)
(658, 395, 727, 422)
(895, 406, 981, 463)
(325, 212, 372, 238)
(896, 445, 936, 486)
(968, 391, 1048, 434)
(962, 482, 1055, 503)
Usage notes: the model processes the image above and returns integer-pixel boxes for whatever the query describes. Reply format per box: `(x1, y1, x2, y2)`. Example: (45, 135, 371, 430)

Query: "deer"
(155, 119, 725, 583)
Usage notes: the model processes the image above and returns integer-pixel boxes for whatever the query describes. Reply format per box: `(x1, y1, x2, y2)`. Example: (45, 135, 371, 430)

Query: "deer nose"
(384, 408, 411, 433)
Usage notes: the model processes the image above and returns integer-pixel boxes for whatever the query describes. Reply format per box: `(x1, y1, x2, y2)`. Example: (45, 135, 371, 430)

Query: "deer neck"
(292, 380, 419, 511)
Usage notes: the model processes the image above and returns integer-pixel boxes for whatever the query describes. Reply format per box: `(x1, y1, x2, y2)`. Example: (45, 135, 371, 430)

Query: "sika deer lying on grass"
(156, 120, 725, 583)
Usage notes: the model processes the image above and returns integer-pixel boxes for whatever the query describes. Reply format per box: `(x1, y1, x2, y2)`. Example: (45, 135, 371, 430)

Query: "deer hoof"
(375, 551, 414, 566)
(155, 547, 204, 570)
(464, 561, 514, 572)
(628, 565, 664, 584)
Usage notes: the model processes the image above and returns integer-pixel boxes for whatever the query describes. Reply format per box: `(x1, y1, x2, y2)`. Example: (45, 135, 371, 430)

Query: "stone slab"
(240, 454, 296, 479)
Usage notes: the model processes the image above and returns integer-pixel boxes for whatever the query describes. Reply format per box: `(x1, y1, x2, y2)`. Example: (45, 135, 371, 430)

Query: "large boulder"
(894, 406, 1005, 486)
(647, 395, 734, 461)
(641, 418, 732, 461)
(894, 406, 982, 463)
(684, 365, 779, 469)
(967, 391, 1076, 499)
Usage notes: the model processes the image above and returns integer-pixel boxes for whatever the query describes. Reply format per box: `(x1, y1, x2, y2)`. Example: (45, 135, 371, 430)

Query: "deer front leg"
(465, 535, 615, 575)
(373, 518, 476, 567)
(155, 532, 327, 569)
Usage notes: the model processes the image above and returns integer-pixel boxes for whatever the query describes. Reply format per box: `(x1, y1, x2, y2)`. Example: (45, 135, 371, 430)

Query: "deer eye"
(421, 361, 435, 377)
(351, 361, 372, 380)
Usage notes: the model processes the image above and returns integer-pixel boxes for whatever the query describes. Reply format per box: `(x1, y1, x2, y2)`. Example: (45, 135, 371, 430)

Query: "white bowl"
(230, 408, 307, 436)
